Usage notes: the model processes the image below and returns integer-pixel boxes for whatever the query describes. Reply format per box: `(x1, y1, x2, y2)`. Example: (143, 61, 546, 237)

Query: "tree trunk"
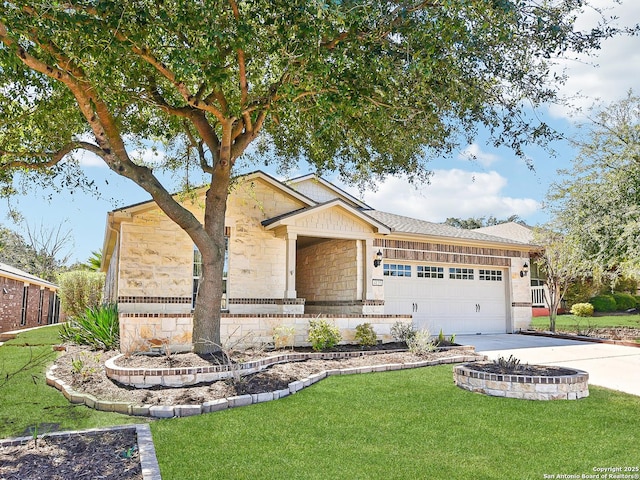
(547, 282, 559, 333)
(192, 164, 231, 354)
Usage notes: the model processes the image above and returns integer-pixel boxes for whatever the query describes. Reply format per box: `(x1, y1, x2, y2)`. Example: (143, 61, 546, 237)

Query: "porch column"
(363, 237, 375, 301)
(285, 232, 297, 299)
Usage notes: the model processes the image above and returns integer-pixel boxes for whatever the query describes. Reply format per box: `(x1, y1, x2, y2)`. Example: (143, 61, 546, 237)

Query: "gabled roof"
(0, 262, 57, 289)
(286, 174, 371, 209)
(262, 199, 391, 234)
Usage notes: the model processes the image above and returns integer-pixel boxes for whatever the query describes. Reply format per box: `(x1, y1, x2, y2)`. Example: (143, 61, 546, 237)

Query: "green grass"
(0, 325, 143, 438)
(531, 314, 640, 331)
(151, 366, 640, 480)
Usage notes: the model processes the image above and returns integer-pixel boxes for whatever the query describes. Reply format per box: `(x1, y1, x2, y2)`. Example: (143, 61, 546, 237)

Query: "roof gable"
(263, 199, 391, 235)
(287, 175, 370, 209)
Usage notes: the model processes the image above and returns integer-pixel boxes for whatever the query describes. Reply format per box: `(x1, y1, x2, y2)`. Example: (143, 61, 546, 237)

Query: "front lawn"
(151, 365, 640, 480)
(0, 325, 143, 438)
(531, 314, 640, 331)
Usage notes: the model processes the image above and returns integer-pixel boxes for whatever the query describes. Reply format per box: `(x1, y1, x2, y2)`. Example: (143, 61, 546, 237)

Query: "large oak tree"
(0, 1, 625, 353)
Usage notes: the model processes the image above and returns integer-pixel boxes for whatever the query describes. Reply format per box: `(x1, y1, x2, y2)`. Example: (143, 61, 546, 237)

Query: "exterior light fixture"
(520, 262, 529, 278)
(373, 250, 383, 268)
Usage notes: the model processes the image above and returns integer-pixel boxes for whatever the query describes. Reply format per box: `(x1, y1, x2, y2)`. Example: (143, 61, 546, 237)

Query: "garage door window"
(384, 264, 412, 277)
(449, 267, 474, 280)
(417, 266, 444, 278)
(479, 269, 503, 281)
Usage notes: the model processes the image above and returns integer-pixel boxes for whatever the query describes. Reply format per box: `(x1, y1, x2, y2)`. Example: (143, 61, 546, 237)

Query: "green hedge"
(589, 295, 617, 312)
(611, 293, 637, 311)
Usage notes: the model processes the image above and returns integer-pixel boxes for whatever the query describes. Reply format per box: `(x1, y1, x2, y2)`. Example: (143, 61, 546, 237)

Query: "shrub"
(57, 270, 106, 318)
(570, 303, 594, 317)
(612, 293, 636, 311)
(406, 329, 435, 355)
(589, 295, 616, 312)
(354, 323, 377, 347)
(390, 321, 416, 343)
(59, 303, 119, 350)
(493, 355, 522, 373)
(272, 324, 296, 350)
(307, 319, 342, 351)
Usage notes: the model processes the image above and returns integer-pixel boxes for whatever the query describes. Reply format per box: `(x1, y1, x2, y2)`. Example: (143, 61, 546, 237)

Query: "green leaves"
(549, 92, 640, 276)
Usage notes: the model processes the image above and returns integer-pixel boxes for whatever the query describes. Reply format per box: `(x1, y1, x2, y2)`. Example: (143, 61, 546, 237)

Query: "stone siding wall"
(510, 257, 533, 331)
(296, 239, 358, 303)
(119, 313, 412, 354)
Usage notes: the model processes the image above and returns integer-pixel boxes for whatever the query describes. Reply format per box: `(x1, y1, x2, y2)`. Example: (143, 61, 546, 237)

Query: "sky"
(2, 1, 640, 265)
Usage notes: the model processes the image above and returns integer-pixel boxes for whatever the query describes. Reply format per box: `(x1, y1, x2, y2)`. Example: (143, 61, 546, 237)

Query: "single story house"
(0, 262, 60, 334)
(101, 171, 538, 352)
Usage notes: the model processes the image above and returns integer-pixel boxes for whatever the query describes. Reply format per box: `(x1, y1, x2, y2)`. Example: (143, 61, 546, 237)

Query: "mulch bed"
(0, 429, 141, 480)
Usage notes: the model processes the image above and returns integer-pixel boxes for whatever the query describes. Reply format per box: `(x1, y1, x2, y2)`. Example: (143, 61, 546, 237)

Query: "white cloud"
(76, 150, 106, 168)
(551, 1, 640, 118)
(458, 143, 500, 167)
(359, 169, 540, 222)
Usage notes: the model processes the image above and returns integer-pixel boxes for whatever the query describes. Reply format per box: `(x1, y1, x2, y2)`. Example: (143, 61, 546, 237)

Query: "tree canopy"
(444, 215, 525, 230)
(549, 92, 640, 278)
(0, 0, 628, 352)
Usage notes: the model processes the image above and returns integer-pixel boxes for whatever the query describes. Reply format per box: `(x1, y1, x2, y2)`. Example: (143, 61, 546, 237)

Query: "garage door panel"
(383, 263, 508, 335)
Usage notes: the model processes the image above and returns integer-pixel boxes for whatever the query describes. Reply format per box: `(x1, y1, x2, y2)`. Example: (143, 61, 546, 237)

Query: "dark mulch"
(465, 361, 576, 376)
(0, 429, 142, 480)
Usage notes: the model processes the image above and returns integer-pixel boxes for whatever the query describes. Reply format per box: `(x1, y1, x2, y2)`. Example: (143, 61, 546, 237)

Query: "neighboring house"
(0, 262, 60, 333)
(102, 171, 538, 352)
(475, 222, 549, 316)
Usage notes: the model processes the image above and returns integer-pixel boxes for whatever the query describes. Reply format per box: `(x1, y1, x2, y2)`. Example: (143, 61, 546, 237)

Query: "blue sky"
(2, 1, 640, 264)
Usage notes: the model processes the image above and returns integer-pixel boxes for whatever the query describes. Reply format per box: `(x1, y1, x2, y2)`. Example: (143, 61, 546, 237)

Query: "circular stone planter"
(453, 363, 589, 400)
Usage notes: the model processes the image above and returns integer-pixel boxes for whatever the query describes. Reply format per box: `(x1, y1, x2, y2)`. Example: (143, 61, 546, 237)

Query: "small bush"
(589, 295, 616, 312)
(406, 329, 434, 355)
(57, 270, 105, 318)
(307, 319, 342, 351)
(272, 324, 296, 350)
(354, 323, 377, 347)
(612, 293, 636, 311)
(570, 303, 594, 317)
(390, 321, 416, 343)
(59, 303, 119, 350)
(493, 355, 522, 373)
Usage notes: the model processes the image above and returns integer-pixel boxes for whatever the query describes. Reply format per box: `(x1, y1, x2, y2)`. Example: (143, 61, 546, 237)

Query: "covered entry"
(383, 262, 509, 335)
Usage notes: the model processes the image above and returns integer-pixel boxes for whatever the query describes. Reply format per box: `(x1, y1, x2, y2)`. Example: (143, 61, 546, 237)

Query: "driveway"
(456, 334, 640, 397)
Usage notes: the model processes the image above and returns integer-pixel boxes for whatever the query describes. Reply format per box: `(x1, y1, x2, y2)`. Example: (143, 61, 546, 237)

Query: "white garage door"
(383, 263, 509, 335)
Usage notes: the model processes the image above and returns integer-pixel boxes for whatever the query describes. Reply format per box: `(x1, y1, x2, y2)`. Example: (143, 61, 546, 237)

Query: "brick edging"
(0, 424, 161, 480)
(47, 353, 483, 419)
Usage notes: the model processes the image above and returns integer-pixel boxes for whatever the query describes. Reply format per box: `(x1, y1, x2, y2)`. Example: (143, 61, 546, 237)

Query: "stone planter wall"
(106, 346, 475, 388)
(454, 363, 589, 400)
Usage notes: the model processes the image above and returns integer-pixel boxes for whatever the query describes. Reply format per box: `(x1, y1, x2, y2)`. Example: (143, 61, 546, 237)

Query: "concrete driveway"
(456, 334, 640, 397)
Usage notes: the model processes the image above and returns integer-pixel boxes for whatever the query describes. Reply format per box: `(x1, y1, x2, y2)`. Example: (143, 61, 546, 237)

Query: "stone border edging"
(104, 346, 477, 388)
(519, 330, 640, 348)
(47, 352, 483, 419)
(454, 363, 590, 400)
(0, 424, 162, 480)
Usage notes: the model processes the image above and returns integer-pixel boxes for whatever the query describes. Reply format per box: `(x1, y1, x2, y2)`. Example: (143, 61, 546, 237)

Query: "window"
(479, 269, 503, 281)
(193, 236, 229, 310)
(417, 265, 444, 279)
(449, 268, 474, 280)
(383, 264, 412, 277)
(37, 289, 44, 324)
(20, 285, 28, 326)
